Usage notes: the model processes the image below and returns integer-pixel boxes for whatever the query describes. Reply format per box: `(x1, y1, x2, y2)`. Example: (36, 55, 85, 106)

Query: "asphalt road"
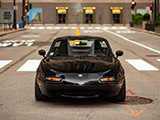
(0, 25, 160, 120)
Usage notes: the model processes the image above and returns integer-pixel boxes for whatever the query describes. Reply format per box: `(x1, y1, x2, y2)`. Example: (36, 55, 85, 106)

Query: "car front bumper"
(37, 79, 123, 98)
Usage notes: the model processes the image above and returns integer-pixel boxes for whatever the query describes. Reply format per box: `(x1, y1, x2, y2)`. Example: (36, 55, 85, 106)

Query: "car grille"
(59, 90, 101, 96)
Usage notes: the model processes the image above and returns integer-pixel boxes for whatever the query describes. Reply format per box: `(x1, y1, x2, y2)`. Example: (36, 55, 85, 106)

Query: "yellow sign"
(58, 9, 66, 14)
(56, 7, 68, 10)
(83, 7, 96, 10)
(112, 10, 121, 14)
(85, 9, 93, 14)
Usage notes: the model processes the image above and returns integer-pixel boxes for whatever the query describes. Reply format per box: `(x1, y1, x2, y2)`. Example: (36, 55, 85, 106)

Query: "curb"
(129, 27, 160, 36)
(0, 28, 27, 37)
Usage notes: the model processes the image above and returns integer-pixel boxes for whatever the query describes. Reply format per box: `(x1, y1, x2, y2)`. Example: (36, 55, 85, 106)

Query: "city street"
(0, 25, 160, 120)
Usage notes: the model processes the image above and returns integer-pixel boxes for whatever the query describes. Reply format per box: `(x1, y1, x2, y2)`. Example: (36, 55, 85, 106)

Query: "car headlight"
(46, 77, 62, 82)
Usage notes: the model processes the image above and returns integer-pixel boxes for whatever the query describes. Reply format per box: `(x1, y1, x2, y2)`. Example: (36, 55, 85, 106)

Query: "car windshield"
(48, 38, 113, 57)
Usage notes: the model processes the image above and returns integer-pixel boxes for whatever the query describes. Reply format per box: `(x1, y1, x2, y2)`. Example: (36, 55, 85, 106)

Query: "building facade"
(0, 0, 158, 24)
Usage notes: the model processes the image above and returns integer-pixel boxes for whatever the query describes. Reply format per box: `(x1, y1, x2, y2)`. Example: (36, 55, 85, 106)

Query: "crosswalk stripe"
(30, 27, 36, 29)
(126, 59, 159, 71)
(38, 27, 44, 29)
(17, 60, 41, 72)
(47, 27, 53, 29)
(157, 59, 160, 62)
(0, 60, 12, 69)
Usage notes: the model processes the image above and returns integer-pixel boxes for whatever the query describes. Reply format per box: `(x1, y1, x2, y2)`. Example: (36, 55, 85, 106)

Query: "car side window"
(94, 40, 110, 57)
(49, 40, 68, 56)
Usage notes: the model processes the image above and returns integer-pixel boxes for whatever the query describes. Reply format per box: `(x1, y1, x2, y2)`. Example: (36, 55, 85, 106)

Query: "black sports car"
(35, 36, 126, 101)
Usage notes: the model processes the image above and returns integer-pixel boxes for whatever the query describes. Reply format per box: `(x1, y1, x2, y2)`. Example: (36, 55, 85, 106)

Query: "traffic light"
(25, 3, 29, 12)
(131, 0, 136, 9)
(150, 4, 153, 13)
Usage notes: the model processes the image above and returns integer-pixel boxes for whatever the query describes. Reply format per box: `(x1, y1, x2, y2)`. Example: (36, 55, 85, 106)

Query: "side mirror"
(116, 50, 123, 58)
(38, 49, 46, 57)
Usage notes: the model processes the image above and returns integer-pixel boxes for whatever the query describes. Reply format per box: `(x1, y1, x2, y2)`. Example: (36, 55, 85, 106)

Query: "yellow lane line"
(75, 28, 81, 36)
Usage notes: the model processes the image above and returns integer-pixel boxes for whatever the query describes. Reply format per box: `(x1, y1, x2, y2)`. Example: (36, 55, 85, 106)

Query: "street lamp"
(13, 0, 17, 29)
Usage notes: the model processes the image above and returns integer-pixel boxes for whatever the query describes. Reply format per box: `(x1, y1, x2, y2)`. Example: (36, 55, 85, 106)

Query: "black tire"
(35, 81, 48, 101)
(112, 80, 126, 102)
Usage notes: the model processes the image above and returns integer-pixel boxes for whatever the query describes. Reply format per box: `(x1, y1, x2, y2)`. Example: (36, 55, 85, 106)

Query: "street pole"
(13, 0, 17, 29)
(154, 0, 157, 21)
(22, 0, 25, 27)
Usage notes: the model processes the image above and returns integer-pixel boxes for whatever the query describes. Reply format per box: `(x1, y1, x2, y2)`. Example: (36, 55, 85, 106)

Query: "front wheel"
(112, 80, 126, 102)
(35, 80, 48, 101)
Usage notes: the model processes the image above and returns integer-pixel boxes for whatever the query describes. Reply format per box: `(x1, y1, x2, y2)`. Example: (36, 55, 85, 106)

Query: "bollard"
(54, 21, 56, 26)
(77, 20, 79, 26)
(88, 20, 91, 26)
(123, 21, 126, 26)
(31, 21, 34, 26)
(112, 20, 114, 26)
(43, 20, 45, 26)
(65, 20, 68, 26)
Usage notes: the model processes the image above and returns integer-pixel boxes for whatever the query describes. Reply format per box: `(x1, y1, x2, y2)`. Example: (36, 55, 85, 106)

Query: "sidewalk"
(129, 27, 160, 36)
(0, 28, 27, 37)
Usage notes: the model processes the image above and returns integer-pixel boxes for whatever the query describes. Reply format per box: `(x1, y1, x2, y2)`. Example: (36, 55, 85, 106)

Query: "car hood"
(41, 58, 116, 73)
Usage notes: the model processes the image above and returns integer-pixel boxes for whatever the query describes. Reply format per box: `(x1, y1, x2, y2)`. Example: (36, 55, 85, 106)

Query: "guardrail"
(0, 23, 13, 31)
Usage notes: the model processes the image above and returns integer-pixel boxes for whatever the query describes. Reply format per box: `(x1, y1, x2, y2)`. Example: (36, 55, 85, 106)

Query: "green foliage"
(157, 13, 160, 21)
(142, 13, 150, 21)
(153, 13, 160, 27)
(133, 13, 143, 25)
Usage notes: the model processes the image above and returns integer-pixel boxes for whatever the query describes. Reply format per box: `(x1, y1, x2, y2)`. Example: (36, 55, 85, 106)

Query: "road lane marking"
(76, 28, 81, 36)
(63, 27, 68, 29)
(22, 35, 40, 38)
(47, 27, 53, 29)
(88, 27, 93, 29)
(95, 27, 101, 29)
(103, 29, 160, 54)
(38, 27, 44, 29)
(157, 59, 160, 62)
(30, 27, 36, 29)
(0, 60, 12, 69)
(121, 105, 148, 116)
(116, 31, 135, 34)
(72, 27, 77, 29)
(54, 27, 60, 29)
(126, 59, 159, 71)
(80, 27, 85, 29)
(17, 60, 41, 72)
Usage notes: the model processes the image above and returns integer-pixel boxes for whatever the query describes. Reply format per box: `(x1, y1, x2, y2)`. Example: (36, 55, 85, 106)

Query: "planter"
(142, 21, 147, 29)
(154, 27, 160, 33)
(145, 23, 155, 31)
(134, 24, 142, 29)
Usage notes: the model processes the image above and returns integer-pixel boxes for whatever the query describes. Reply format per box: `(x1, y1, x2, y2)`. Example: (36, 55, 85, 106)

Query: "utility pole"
(154, 0, 157, 21)
(13, 0, 17, 29)
(22, 0, 25, 27)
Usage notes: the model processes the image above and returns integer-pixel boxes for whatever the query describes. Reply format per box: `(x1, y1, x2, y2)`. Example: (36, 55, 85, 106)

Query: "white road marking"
(0, 60, 12, 69)
(88, 27, 93, 29)
(38, 27, 44, 29)
(22, 35, 40, 38)
(103, 29, 160, 54)
(111, 27, 117, 29)
(63, 27, 68, 29)
(80, 27, 85, 29)
(95, 27, 101, 29)
(71, 27, 77, 29)
(47, 27, 53, 29)
(17, 60, 41, 72)
(126, 59, 159, 71)
(157, 59, 160, 62)
(103, 27, 109, 29)
(119, 27, 127, 29)
(116, 31, 135, 34)
(30, 27, 36, 29)
(54, 27, 60, 29)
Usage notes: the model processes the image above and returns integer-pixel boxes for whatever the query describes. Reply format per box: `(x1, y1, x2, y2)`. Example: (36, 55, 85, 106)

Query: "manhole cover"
(117, 96, 153, 105)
